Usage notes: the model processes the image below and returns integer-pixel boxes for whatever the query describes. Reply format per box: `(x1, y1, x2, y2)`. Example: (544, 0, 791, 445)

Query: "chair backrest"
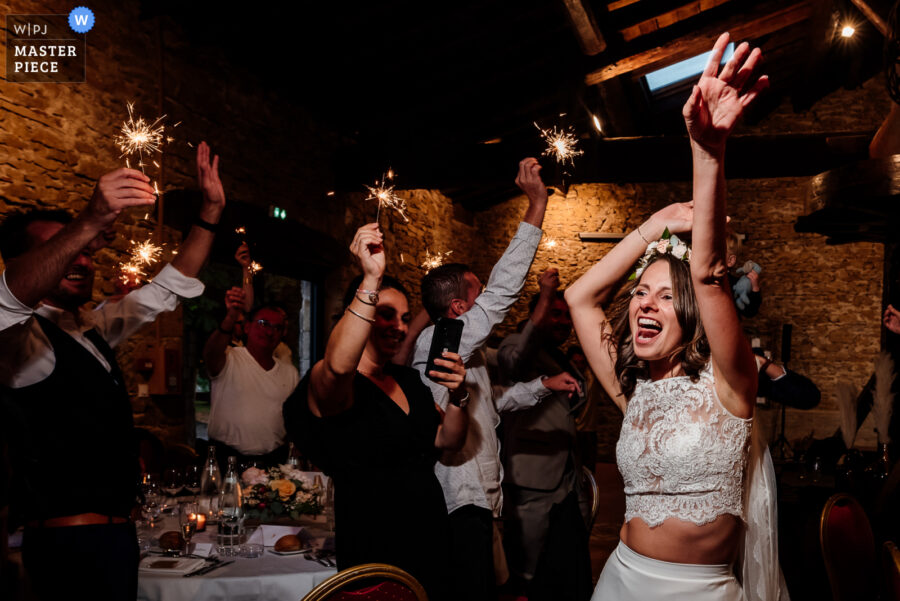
(301, 563, 428, 601)
(581, 465, 600, 528)
(884, 541, 900, 601)
(819, 493, 877, 601)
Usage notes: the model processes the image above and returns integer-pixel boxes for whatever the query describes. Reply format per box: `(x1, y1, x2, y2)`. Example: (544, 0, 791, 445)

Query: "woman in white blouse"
(566, 34, 786, 600)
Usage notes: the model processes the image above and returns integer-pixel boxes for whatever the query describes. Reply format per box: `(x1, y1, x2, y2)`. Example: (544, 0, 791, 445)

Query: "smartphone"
(425, 317, 464, 380)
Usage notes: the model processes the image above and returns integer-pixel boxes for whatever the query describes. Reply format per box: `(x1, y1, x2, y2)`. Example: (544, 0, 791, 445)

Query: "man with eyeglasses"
(204, 287, 300, 468)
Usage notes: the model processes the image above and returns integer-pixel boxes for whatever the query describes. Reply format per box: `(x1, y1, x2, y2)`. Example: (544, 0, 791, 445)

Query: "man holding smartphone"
(412, 158, 579, 601)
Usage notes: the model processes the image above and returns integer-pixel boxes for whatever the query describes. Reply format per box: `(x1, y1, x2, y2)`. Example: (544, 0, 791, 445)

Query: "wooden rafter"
(848, 0, 888, 36)
(607, 0, 641, 11)
(619, 0, 734, 42)
(561, 0, 606, 55)
(586, 0, 814, 85)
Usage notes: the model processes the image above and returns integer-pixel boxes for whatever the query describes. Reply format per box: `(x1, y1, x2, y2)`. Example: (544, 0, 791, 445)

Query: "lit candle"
(196, 513, 207, 531)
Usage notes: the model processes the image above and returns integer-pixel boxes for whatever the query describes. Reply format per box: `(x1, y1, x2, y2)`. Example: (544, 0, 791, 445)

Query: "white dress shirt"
(0, 264, 205, 388)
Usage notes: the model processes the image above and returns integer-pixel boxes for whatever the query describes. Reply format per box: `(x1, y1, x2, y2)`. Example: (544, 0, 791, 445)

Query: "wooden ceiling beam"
(848, 0, 888, 37)
(585, 0, 814, 85)
(561, 0, 607, 55)
(607, 0, 642, 12)
(619, 0, 734, 42)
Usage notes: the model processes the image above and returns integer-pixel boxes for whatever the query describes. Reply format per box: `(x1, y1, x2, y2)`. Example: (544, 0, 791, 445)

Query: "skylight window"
(644, 43, 735, 92)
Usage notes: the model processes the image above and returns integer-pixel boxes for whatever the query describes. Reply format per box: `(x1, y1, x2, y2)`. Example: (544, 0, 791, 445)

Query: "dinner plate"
(268, 548, 313, 556)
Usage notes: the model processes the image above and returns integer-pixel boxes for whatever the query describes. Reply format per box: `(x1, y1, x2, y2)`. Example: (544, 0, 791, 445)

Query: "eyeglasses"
(254, 319, 285, 332)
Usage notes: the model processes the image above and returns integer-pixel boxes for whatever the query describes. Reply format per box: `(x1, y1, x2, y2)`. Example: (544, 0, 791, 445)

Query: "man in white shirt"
(0, 142, 225, 600)
(203, 286, 300, 466)
(412, 158, 581, 601)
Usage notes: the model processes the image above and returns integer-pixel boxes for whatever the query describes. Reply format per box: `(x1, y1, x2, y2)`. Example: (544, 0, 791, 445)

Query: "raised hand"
(683, 33, 768, 155)
(196, 141, 225, 219)
(884, 304, 900, 335)
(515, 157, 548, 204)
(538, 267, 560, 294)
(224, 286, 246, 319)
(429, 351, 467, 393)
(651, 201, 695, 236)
(235, 242, 251, 269)
(84, 168, 156, 229)
(542, 371, 582, 399)
(349, 223, 385, 280)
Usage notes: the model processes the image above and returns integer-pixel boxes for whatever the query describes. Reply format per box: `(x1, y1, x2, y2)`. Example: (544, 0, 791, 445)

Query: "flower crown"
(628, 227, 691, 281)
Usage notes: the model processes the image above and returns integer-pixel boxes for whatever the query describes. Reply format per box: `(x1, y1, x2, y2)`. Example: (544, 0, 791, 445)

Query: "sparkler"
(129, 239, 163, 267)
(365, 169, 409, 224)
(534, 122, 583, 166)
(249, 261, 263, 276)
(542, 237, 559, 251)
(115, 102, 167, 172)
(118, 262, 145, 287)
(420, 248, 453, 273)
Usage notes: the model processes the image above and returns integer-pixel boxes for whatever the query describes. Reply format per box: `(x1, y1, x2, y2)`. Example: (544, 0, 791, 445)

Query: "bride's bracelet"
(637, 224, 651, 244)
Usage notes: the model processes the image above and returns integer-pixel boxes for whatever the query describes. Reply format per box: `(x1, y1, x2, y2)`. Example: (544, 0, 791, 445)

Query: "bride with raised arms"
(565, 33, 788, 600)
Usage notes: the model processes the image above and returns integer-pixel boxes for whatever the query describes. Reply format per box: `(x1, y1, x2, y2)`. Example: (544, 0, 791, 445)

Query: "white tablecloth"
(138, 517, 336, 601)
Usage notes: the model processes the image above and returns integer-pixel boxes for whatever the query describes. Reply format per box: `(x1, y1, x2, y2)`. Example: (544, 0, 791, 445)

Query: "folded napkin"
(259, 524, 301, 547)
(192, 542, 215, 558)
(139, 556, 206, 575)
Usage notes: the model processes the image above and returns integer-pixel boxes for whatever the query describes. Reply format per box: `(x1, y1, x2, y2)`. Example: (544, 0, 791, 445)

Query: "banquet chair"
(301, 563, 428, 601)
(819, 493, 877, 601)
(884, 541, 900, 601)
(581, 465, 600, 528)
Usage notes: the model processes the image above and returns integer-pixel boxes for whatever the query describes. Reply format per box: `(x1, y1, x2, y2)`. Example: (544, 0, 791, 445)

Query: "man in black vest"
(0, 142, 225, 599)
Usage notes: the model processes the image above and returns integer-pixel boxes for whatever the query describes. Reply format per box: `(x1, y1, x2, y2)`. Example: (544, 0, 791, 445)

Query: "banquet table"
(137, 515, 337, 601)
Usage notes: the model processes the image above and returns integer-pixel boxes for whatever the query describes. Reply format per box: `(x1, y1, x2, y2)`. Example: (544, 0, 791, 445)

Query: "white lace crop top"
(616, 363, 752, 527)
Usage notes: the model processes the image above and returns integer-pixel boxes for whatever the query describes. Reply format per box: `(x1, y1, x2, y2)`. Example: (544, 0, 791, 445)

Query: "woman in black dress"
(283, 222, 468, 599)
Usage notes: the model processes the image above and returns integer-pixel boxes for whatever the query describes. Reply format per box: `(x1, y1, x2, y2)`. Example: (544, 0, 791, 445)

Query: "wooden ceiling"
(153, 0, 893, 211)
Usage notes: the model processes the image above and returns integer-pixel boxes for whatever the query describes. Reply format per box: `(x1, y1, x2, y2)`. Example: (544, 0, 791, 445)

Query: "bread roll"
(159, 530, 185, 551)
(274, 534, 302, 552)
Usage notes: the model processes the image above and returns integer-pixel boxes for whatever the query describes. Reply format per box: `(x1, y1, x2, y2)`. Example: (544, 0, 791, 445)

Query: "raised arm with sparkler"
(203, 286, 247, 377)
(169, 141, 226, 278)
(3, 168, 156, 308)
(517, 157, 550, 226)
(235, 242, 255, 312)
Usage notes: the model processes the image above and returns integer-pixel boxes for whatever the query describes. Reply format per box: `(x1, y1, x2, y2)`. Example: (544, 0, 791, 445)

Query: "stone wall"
(0, 0, 346, 444)
(1, 0, 890, 457)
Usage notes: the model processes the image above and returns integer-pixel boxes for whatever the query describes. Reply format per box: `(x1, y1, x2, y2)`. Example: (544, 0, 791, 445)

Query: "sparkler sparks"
(248, 261, 263, 276)
(365, 176, 409, 223)
(118, 262, 145, 286)
(542, 237, 559, 251)
(129, 239, 163, 267)
(534, 122, 583, 166)
(420, 248, 453, 273)
(115, 102, 168, 169)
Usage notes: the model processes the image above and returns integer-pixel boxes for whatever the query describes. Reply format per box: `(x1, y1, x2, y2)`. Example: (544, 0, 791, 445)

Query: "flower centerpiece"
(241, 465, 323, 523)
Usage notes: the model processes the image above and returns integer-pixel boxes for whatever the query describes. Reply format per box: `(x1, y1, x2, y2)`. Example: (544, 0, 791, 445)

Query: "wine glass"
(141, 479, 162, 529)
(179, 502, 199, 555)
(184, 465, 201, 500)
(163, 468, 183, 499)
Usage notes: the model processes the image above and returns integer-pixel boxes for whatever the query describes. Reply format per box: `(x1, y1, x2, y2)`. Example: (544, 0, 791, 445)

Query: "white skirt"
(591, 541, 745, 601)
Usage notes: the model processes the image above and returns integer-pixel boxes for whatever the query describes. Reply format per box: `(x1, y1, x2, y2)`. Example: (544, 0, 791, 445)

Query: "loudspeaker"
(781, 323, 792, 366)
